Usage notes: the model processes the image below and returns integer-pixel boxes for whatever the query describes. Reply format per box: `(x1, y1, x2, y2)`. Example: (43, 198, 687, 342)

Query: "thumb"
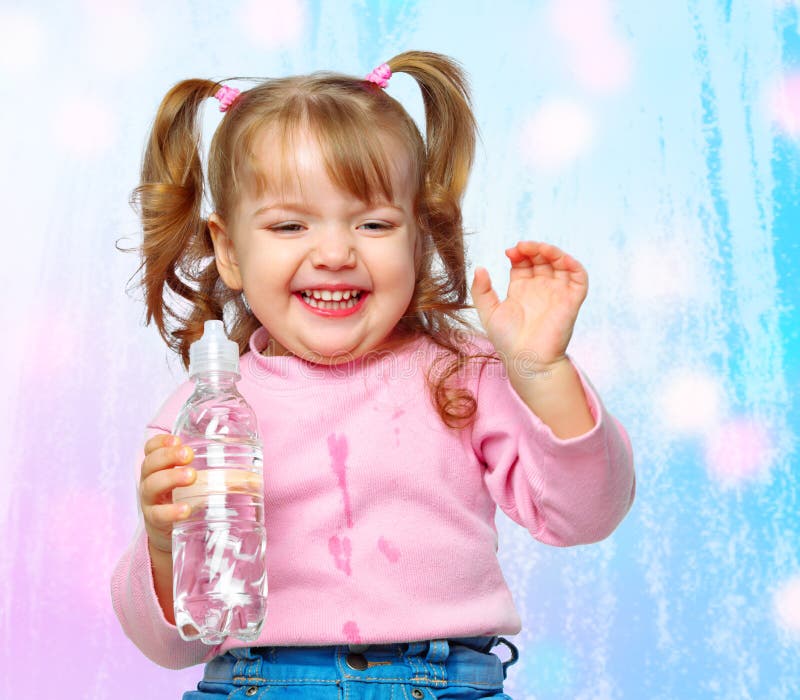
(471, 266, 501, 328)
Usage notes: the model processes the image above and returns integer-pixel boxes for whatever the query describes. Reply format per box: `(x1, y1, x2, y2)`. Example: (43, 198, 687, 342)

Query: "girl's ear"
(208, 213, 244, 291)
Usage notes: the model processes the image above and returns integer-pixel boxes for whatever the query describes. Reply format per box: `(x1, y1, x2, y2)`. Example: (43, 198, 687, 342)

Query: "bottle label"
(173, 467, 263, 513)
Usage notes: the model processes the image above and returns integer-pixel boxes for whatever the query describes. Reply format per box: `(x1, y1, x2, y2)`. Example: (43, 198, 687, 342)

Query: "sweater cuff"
(111, 525, 214, 668)
(133, 528, 179, 630)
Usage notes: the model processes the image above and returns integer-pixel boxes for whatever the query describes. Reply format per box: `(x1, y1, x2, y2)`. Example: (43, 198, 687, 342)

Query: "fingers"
(141, 435, 194, 480)
(139, 434, 196, 514)
(139, 435, 198, 553)
(140, 462, 196, 507)
(470, 266, 501, 328)
(506, 241, 583, 270)
(506, 241, 588, 284)
(144, 432, 178, 457)
(148, 502, 192, 528)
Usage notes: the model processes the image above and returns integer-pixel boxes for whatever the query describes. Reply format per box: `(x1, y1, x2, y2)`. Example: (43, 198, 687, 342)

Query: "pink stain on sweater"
(378, 536, 400, 563)
(343, 620, 361, 643)
(328, 535, 352, 576)
(328, 433, 353, 528)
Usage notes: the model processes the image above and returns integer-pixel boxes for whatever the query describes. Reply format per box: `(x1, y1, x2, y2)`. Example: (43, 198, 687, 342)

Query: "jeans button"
(411, 689, 424, 699)
(245, 687, 258, 697)
(345, 652, 368, 670)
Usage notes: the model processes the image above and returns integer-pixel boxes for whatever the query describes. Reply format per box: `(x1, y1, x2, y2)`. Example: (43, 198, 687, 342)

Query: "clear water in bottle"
(170, 320, 267, 645)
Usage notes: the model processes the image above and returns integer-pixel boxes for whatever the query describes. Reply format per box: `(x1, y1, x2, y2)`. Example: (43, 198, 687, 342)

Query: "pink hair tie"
(365, 63, 392, 88)
(214, 85, 240, 112)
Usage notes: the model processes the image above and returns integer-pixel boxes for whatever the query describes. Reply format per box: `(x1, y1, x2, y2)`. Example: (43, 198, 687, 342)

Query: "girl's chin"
(281, 339, 368, 365)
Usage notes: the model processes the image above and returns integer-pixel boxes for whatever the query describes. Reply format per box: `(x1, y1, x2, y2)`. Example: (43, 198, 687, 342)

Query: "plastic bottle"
(170, 320, 267, 645)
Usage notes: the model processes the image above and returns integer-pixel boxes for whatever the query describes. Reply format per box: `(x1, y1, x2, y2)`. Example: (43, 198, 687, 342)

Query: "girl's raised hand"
(470, 241, 588, 370)
(139, 434, 196, 555)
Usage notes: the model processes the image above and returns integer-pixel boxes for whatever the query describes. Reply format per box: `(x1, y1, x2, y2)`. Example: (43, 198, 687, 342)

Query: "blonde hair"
(130, 51, 499, 429)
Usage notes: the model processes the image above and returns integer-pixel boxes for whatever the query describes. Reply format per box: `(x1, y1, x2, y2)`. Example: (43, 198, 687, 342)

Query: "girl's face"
(209, 128, 419, 364)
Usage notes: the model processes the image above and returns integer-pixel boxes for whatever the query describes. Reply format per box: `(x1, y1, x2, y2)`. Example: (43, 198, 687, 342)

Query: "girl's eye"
(270, 222, 305, 233)
(358, 221, 392, 232)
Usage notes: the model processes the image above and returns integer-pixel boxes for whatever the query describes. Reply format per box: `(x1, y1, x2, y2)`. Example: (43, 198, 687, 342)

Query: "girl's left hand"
(470, 241, 588, 370)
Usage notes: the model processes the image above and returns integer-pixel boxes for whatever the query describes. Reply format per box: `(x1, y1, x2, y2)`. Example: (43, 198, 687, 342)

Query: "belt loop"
(425, 639, 449, 663)
(495, 637, 520, 679)
(229, 647, 264, 685)
(423, 639, 449, 685)
(404, 641, 427, 678)
(403, 640, 449, 687)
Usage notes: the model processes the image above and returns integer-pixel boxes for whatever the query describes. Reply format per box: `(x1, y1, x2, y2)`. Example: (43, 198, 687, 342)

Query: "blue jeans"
(183, 636, 518, 699)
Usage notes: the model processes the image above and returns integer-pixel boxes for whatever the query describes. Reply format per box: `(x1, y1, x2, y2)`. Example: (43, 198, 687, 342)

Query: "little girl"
(112, 51, 635, 699)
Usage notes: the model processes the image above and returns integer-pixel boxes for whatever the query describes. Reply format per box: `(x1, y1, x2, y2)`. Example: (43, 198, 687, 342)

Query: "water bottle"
(170, 320, 267, 645)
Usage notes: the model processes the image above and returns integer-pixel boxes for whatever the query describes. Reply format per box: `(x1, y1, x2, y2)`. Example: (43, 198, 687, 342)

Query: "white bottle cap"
(188, 320, 241, 378)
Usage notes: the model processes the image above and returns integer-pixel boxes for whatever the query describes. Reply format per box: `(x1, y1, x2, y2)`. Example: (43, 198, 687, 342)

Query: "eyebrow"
(251, 201, 405, 218)
(252, 202, 310, 218)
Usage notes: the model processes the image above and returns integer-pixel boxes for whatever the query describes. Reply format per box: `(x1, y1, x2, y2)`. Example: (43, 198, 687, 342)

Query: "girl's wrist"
(147, 538, 172, 565)
(147, 537, 176, 623)
(505, 351, 570, 384)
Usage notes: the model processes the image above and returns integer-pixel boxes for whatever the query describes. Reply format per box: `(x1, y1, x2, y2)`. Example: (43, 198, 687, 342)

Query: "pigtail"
(385, 52, 496, 430)
(387, 52, 476, 313)
(131, 79, 233, 368)
(387, 52, 476, 201)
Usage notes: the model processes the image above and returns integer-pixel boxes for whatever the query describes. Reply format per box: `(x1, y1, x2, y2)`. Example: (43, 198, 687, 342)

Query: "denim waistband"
(202, 637, 518, 690)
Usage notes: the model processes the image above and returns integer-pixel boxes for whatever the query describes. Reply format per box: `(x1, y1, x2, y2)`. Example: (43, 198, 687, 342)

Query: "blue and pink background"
(1, 1, 798, 698)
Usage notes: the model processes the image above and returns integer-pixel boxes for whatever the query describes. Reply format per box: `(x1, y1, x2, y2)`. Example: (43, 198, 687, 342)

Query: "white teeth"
(301, 288, 361, 301)
(304, 297, 360, 310)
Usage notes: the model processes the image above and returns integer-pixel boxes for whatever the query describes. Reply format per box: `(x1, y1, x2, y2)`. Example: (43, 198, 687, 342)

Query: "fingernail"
(181, 447, 192, 461)
(184, 468, 195, 480)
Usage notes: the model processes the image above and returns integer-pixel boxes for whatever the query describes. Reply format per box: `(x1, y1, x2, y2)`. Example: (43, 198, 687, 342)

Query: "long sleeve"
(472, 355, 635, 546)
(110, 523, 220, 669)
(110, 382, 217, 669)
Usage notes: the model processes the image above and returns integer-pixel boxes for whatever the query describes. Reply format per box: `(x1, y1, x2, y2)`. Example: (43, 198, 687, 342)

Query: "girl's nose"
(310, 229, 357, 269)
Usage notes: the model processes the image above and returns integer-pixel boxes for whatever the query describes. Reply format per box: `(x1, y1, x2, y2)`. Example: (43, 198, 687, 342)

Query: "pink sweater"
(111, 329, 635, 669)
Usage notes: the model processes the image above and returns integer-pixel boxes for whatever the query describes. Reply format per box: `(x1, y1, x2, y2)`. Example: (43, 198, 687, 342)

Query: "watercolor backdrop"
(0, 1, 798, 698)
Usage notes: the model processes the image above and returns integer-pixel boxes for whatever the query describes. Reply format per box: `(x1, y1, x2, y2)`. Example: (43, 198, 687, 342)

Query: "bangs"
(232, 95, 406, 208)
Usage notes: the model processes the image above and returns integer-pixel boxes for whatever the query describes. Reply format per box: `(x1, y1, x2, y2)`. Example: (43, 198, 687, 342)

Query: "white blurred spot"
(657, 369, 724, 434)
(238, 0, 307, 49)
(520, 99, 595, 172)
(0, 10, 46, 73)
(549, 0, 615, 44)
(52, 95, 116, 157)
(704, 417, 773, 487)
(570, 38, 633, 94)
(548, 0, 633, 94)
(766, 71, 800, 138)
(629, 241, 702, 303)
(773, 575, 800, 636)
(82, 0, 152, 73)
